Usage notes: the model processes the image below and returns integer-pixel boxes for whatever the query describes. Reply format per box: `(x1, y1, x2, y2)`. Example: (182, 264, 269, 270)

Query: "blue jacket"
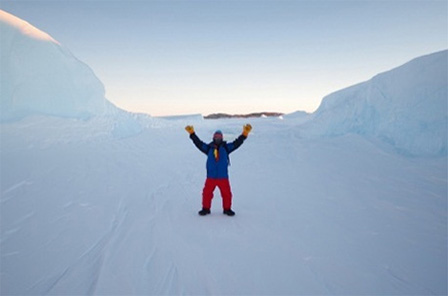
(190, 133, 246, 179)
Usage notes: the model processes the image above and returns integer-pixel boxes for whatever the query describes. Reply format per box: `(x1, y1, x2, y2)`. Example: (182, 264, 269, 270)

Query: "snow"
(0, 10, 148, 138)
(283, 110, 311, 124)
(0, 10, 114, 121)
(1, 11, 447, 296)
(1, 117, 447, 295)
(301, 50, 448, 156)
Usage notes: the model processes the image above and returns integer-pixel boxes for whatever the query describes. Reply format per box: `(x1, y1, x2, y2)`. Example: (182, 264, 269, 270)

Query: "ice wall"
(0, 10, 113, 121)
(301, 50, 448, 156)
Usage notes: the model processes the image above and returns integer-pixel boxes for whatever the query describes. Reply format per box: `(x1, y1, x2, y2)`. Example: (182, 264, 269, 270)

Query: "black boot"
(198, 208, 211, 216)
(223, 209, 235, 216)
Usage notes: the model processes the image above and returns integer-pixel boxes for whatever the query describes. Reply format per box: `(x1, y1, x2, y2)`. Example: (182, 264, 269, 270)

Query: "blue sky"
(1, 0, 447, 116)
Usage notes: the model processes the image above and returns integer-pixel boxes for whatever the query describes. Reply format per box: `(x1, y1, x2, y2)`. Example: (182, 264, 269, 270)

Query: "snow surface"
(1, 11, 447, 295)
(283, 110, 311, 124)
(301, 50, 448, 156)
(1, 117, 447, 295)
(0, 10, 147, 139)
(0, 10, 114, 121)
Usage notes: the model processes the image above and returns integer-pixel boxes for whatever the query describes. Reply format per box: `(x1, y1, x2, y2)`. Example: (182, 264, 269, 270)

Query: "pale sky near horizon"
(1, 0, 447, 116)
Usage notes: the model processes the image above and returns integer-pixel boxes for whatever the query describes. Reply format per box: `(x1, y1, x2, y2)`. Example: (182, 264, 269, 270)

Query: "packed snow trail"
(1, 117, 446, 295)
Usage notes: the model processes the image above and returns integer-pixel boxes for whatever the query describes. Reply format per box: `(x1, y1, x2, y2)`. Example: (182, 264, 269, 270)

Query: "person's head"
(213, 130, 223, 144)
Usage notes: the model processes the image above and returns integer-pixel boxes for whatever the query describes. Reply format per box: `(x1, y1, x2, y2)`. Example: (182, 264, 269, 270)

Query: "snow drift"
(0, 10, 148, 138)
(300, 50, 448, 156)
(0, 10, 114, 121)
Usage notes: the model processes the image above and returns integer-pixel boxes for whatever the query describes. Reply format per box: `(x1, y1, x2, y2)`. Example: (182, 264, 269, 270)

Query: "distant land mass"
(204, 112, 284, 119)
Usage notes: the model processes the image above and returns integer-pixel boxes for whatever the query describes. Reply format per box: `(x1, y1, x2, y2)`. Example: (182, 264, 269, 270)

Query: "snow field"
(1, 116, 446, 295)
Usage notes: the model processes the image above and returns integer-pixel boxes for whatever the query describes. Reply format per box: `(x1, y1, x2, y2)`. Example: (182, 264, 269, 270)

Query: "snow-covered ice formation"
(0, 10, 115, 121)
(300, 50, 447, 156)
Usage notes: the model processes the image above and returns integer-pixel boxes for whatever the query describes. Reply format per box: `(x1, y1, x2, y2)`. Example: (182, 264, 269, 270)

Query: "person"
(185, 124, 252, 216)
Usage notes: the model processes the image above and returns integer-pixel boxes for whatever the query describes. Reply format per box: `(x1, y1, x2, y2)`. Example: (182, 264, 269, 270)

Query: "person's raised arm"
(227, 124, 252, 153)
(185, 125, 209, 155)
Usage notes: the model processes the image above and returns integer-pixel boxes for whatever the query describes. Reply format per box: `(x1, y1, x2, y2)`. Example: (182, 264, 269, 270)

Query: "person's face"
(213, 133, 223, 145)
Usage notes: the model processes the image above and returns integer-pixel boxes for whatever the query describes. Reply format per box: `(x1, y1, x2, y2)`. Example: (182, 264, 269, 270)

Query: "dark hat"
(213, 130, 223, 139)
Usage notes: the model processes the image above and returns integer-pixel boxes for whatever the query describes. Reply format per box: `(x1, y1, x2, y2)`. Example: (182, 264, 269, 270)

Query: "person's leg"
(217, 178, 233, 210)
(202, 178, 217, 210)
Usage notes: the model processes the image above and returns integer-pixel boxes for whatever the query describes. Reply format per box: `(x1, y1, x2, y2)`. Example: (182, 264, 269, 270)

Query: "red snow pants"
(202, 178, 233, 210)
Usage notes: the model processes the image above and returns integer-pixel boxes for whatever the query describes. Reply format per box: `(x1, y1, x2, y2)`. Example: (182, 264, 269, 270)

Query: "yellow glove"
(242, 124, 252, 137)
(185, 125, 195, 135)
